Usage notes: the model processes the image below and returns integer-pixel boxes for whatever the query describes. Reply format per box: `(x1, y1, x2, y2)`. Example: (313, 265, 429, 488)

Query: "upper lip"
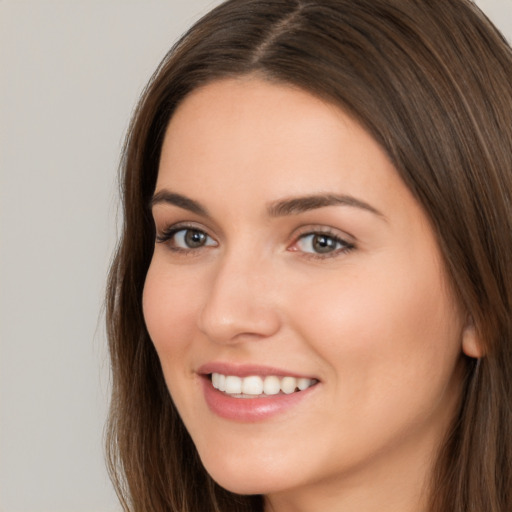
(198, 362, 318, 380)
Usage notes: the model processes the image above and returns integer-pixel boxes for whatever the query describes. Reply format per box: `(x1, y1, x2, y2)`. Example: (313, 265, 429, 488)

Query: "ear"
(461, 316, 484, 359)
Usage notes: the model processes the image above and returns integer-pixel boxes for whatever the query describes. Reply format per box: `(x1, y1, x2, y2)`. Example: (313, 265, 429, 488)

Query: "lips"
(198, 363, 320, 421)
(198, 362, 318, 379)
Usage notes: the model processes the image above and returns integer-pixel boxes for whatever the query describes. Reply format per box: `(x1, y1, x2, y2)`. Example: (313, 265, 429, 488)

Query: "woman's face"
(143, 78, 475, 508)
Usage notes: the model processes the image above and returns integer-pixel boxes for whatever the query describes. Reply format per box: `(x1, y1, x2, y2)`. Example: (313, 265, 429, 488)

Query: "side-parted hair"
(106, 1, 512, 510)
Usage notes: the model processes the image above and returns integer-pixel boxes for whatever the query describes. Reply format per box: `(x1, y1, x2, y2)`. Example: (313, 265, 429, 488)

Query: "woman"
(106, 0, 512, 511)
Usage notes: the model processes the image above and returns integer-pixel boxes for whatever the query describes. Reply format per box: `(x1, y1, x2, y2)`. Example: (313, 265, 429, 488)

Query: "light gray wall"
(0, 1, 510, 511)
(0, 2, 224, 511)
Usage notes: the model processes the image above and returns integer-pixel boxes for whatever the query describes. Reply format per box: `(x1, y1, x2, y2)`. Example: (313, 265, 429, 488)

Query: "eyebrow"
(150, 190, 209, 217)
(150, 190, 385, 220)
(267, 194, 386, 219)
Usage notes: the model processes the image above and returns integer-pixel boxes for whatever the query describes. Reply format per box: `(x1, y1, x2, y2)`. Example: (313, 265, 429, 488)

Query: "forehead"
(156, 77, 416, 224)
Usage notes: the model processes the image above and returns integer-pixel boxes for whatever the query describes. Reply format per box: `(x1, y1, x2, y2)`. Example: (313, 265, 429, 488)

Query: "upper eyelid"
(292, 225, 356, 243)
(292, 231, 354, 249)
(155, 223, 207, 242)
(154, 216, 223, 240)
(156, 221, 211, 234)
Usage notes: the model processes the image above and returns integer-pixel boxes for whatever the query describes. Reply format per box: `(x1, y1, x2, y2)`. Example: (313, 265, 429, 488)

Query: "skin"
(143, 77, 480, 512)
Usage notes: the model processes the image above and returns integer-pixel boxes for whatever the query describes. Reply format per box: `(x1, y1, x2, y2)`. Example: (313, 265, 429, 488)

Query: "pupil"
(185, 230, 206, 248)
(313, 234, 336, 253)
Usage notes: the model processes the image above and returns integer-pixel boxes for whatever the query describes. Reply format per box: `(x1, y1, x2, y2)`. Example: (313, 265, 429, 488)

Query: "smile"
(211, 373, 317, 397)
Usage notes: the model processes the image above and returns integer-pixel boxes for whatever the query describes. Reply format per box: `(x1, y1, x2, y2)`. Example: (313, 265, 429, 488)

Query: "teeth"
(211, 372, 226, 391)
(242, 375, 264, 395)
(263, 375, 281, 395)
(297, 378, 312, 391)
(224, 375, 242, 394)
(211, 373, 316, 397)
(217, 373, 226, 392)
(281, 376, 297, 394)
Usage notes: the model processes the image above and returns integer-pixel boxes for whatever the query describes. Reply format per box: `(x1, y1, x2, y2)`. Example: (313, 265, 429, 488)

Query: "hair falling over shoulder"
(106, 1, 512, 510)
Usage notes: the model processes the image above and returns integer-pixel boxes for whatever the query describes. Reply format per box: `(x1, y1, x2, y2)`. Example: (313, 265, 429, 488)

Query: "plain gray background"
(0, 1, 510, 511)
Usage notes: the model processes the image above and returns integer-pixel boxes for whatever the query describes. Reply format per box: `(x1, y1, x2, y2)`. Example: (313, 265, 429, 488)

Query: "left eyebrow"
(267, 194, 386, 220)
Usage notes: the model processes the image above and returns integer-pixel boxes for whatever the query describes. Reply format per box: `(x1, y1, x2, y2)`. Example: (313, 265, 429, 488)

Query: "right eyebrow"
(150, 190, 209, 217)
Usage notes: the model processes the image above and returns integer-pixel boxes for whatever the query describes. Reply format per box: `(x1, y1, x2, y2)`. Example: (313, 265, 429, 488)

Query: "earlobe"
(461, 316, 484, 359)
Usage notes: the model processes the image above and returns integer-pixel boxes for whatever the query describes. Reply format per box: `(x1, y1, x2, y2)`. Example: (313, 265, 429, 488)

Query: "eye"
(156, 226, 217, 251)
(292, 232, 354, 256)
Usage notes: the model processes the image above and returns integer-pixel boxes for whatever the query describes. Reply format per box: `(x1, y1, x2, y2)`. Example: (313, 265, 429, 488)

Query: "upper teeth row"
(211, 373, 316, 395)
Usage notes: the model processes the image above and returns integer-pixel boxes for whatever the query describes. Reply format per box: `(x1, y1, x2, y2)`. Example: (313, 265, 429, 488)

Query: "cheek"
(142, 261, 211, 426)
(142, 262, 200, 367)
(289, 253, 464, 403)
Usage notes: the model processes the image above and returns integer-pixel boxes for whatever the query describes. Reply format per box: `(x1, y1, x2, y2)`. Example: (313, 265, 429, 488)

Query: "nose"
(197, 252, 281, 345)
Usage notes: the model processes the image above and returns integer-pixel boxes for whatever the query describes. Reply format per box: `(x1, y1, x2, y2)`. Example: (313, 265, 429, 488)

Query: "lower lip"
(201, 376, 317, 422)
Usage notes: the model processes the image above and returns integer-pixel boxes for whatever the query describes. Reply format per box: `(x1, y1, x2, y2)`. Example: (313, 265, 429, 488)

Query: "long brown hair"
(106, 1, 512, 510)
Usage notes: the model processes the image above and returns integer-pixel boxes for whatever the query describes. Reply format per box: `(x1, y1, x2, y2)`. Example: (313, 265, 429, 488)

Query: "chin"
(211, 476, 268, 496)
(200, 455, 299, 496)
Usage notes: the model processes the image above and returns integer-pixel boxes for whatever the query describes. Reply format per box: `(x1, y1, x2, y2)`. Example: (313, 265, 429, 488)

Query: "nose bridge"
(198, 244, 281, 344)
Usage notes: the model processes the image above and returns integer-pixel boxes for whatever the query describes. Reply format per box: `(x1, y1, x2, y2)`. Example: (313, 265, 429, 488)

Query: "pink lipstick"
(198, 363, 319, 422)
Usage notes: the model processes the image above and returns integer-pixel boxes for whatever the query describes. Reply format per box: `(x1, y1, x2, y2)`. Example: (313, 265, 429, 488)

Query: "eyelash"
(156, 224, 216, 253)
(155, 224, 355, 259)
(291, 228, 355, 259)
